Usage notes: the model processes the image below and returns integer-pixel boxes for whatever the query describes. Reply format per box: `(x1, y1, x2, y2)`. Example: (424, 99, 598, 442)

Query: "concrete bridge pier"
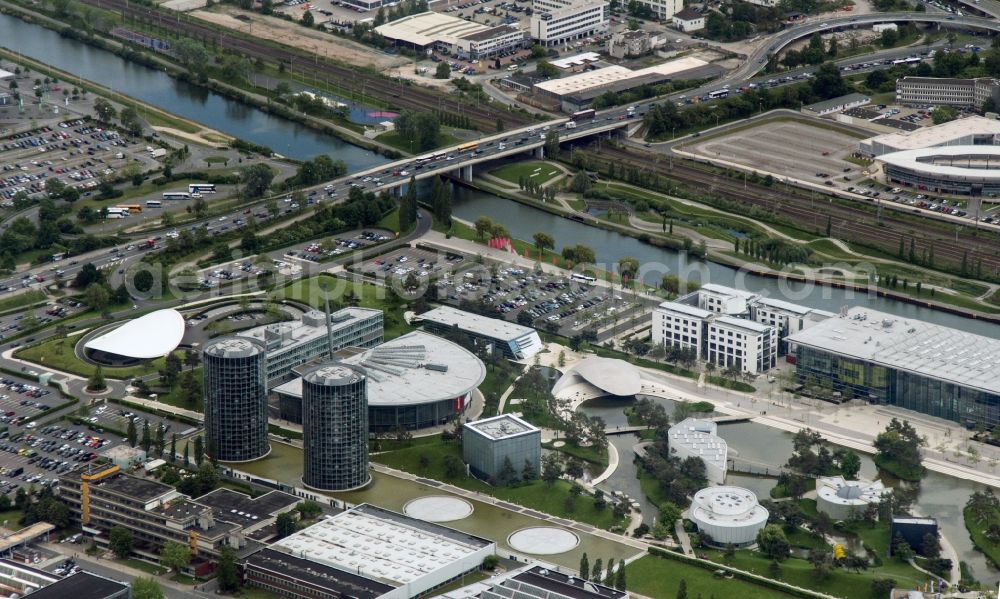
(459, 164, 473, 181)
(534, 146, 545, 159)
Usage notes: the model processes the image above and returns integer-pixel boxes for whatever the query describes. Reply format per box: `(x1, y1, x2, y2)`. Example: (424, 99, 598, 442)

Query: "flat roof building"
(273, 330, 486, 431)
(415, 305, 542, 360)
(878, 145, 1000, 196)
(376, 13, 526, 58)
(237, 307, 383, 384)
(858, 115, 1000, 156)
(530, 0, 609, 48)
(28, 572, 130, 599)
(815, 476, 886, 520)
(0, 559, 58, 596)
(801, 92, 871, 116)
(533, 57, 709, 101)
(667, 418, 727, 484)
(437, 564, 630, 599)
(463, 414, 541, 481)
(59, 466, 298, 572)
(689, 486, 769, 547)
(249, 504, 495, 599)
(787, 307, 1000, 428)
(896, 76, 1000, 108)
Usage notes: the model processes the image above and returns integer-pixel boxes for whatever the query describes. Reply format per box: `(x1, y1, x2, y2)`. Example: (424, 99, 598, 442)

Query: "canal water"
(452, 187, 1000, 337)
(577, 398, 1000, 584)
(0, 13, 389, 167)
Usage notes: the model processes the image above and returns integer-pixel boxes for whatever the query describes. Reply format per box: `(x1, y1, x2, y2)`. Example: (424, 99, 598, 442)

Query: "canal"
(452, 187, 1000, 337)
(0, 12, 389, 167)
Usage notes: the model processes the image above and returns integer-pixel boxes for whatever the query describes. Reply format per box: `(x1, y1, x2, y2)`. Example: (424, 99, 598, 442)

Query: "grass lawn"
(151, 368, 203, 412)
(543, 439, 608, 467)
(270, 275, 411, 340)
(373, 438, 625, 530)
(375, 130, 459, 154)
(377, 207, 402, 234)
(490, 161, 563, 186)
(123, 558, 167, 576)
(202, 155, 231, 166)
(873, 454, 923, 482)
(0, 510, 22, 527)
(479, 365, 518, 417)
(15, 336, 178, 380)
(0, 290, 47, 315)
(626, 553, 801, 599)
(964, 505, 1000, 569)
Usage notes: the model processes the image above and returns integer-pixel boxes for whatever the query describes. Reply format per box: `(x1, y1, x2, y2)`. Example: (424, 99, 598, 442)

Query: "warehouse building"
(375, 12, 526, 58)
(59, 466, 298, 573)
(245, 504, 495, 599)
(463, 414, 540, 481)
(237, 307, 383, 384)
(895, 76, 1000, 108)
(858, 115, 1000, 157)
(786, 307, 1000, 429)
(530, 0, 609, 47)
(415, 305, 542, 360)
(272, 330, 486, 431)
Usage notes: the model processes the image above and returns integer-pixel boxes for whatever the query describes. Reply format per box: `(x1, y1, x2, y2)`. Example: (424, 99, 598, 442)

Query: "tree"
(811, 62, 847, 99)
(658, 501, 681, 526)
(132, 577, 164, 599)
(160, 541, 191, 574)
(93, 98, 116, 123)
(140, 420, 152, 453)
(301, 9, 314, 26)
(544, 130, 560, 157)
(931, 105, 958, 125)
(756, 524, 790, 560)
(216, 546, 240, 593)
(615, 564, 625, 590)
(871, 578, 896, 597)
(536, 60, 560, 78)
(443, 454, 465, 478)
(675, 579, 687, 599)
(892, 531, 914, 560)
(541, 452, 562, 485)
(474, 216, 493, 239)
(435, 62, 451, 79)
(109, 526, 133, 558)
(840, 450, 861, 480)
(193, 436, 204, 466)
(579, 552, 590, 578)
(497, 456, 519, 486)
(83, 283, 110, 313)
(532, 232, 554, 256)
(393, 110, 441, 151)
(126, 418, 137, 448)
(169, 434, 177, 462)
(276, 512, 298, 538)
(88, 366, 105, 392)
(569, 170, 590, 193)
(400, 176, 418, 231)
(591, 558, 603, 582)
(240, 163, 275, 199)
(522, 458, 538, 481)
(921, 532, 941, 558)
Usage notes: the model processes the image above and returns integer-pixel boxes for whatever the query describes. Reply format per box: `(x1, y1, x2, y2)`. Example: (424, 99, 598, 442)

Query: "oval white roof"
(879, 145, 1000, 182)
(84, 309, 185, 359)
(553, 356, 642, 397)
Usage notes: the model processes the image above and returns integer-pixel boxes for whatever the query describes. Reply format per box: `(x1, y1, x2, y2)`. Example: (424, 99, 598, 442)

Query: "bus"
(571, 273, 596, 285)
(571, 109, 596, 121)
(162, 192, 191, 200)
(116, 204, 142, 214)
(708, 89, 730, 99)
(892, 57, 921, 65)
(415, 151, 447, 164)
(146, 200, 162, 208)
(188, 183, 216, 194)
(457, 142, 479, 152)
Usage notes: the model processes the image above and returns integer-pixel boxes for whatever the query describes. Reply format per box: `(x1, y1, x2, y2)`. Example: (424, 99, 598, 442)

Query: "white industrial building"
(247, 504, 496, 599)
(815, 476, 887, 520)
(667, 418, 727, 484)
(530, 0, 609, 47)
(375, 12, 526, 58)
(858, 115, 1000, 157)
(689, 486, 769, 547)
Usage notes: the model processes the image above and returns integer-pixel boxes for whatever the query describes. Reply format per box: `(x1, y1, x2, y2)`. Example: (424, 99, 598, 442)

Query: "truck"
(564, 121, 577, 129)
(139, 239, 155, 250)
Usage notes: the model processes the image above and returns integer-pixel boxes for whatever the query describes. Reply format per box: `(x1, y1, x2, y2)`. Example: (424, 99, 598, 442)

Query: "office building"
(58, 466, 298, 572)
(858, 115, 1000, 157)
(272, 331, 486, 431)
(689, 486, 769, 547)
(237, 307, 383, 384)
(667, 418, 727, 484)
(302, 362, 370, 491)
(695, 283, 758, 315)
(634, 0, 681, 20)
(437, 564, 630, 599)
(895, 76, 1000, 108)
(415, 306, 542, 360)
(203, 337, 269, 462)
(530, 0, 609, 48)
(750, 297, 835, 354)
(786, 307, 1000, 429)
(244, 504, 495, 599)
(463, 414, 541, 481)
(706, 316, 777, 375)
(651, 301, 712, 359)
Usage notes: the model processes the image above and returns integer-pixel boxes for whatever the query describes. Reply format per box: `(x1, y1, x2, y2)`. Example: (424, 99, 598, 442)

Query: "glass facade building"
(203, 337, 270, 462)
(463, 415, 540, 481)
(302, 363, 370, 491)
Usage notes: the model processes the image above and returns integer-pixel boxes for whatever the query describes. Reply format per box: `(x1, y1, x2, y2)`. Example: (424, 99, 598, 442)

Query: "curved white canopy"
(84, 309, 185, 359)
(552, 356, 642, 397)
(880, 145, 1000, 183)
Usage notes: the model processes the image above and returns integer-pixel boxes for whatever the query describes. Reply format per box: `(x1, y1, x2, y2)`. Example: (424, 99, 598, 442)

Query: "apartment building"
(530, 0, 609, 47)
(896, 76, 1000, 108)
(59, 466, 298, 573)
(706, 316, 777, 375)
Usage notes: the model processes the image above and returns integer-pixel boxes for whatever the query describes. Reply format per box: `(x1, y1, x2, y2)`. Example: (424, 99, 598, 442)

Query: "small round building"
(689, 486, 769, 547)
(667, 418, 728, 485)
(203, 337, 270, 462)
(815, 476, 886, 520)
(302, 362, 370, 491)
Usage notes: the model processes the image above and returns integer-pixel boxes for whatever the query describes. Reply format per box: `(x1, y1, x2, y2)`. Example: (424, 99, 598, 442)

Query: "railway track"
(588, 145, 1000, 279)
(81, 0, 534, 132)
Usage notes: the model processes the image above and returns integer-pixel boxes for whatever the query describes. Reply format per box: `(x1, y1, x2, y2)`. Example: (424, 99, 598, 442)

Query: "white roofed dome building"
(551, 356, 642, 399)
(815, 476, 886, 520)
(689, 486, 769, 547)
(83, 309, 185, 365)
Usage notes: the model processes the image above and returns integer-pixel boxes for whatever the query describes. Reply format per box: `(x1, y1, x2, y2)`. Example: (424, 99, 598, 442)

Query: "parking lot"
(355, 245, 464, 278)
(0, 296, 87, 346)
(283, 228, 393, 265)
(0, 119, 156, 204)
